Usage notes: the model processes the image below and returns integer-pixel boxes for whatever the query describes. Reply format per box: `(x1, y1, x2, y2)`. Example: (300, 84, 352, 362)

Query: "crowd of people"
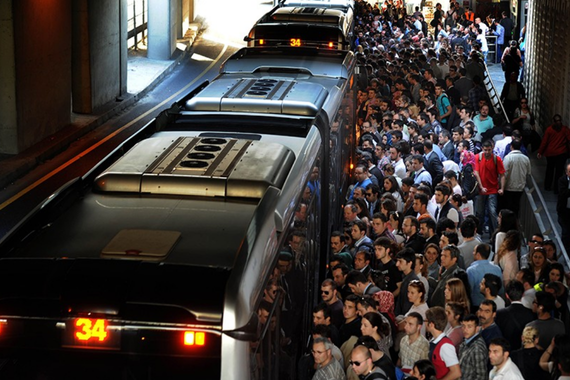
(285, 1, 570, 380)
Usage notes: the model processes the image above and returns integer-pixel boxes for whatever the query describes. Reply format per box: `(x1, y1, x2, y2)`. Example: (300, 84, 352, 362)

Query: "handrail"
(527, 174, 570, 269)
(481, 60, 510, 123)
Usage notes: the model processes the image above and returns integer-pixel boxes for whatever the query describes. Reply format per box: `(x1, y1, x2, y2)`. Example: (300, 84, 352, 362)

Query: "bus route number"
(290, 38, 302, 47)
(75, 318, 108, 342)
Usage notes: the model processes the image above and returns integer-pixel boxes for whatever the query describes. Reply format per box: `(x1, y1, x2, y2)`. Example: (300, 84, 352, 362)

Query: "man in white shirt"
(516, 268, 536, 309)
(502, 139, 531, 216)
(390, 144, 407, 180)
(493, 126, 513, 159)
(488, 338, 524, 380)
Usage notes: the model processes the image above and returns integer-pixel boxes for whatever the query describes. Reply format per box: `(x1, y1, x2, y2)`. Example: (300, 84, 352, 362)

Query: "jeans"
(475, 193, 498, 234)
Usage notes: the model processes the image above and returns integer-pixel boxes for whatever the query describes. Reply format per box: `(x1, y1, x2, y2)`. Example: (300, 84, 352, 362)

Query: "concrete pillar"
(178, 0, 194, 38)
(0, 0, 18, 154)
(148, 0, 177, 60)
(72, 0, 128, 113)
(0, 0, 73, 154)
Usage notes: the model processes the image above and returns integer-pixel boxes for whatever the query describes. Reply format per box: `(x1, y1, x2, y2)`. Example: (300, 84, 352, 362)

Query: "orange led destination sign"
(62, 318, 120, 350)
(290, 38, 302, 47)
(75, 318, 108, 342)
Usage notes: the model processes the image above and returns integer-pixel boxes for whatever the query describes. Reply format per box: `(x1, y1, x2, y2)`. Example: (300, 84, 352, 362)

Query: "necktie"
(435, 207, 440, 221)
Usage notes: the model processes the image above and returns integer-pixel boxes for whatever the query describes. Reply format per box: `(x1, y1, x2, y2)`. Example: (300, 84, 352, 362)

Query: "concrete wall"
(180, 0, 193, 37)
(72, 0, 127, 114)
(148, 0, 177, 60)
(12, 0, 73, 152)
(525, 0, 570, 129)
(0, 0, 18, 154)
(89, 0, 127, 108)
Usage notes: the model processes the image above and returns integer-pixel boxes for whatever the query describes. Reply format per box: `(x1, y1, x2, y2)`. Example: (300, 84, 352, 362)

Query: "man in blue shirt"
(492, 19, 505, 63)
(412, 154, 432, 186)
(466, 243, 503, 311)
(349, 164, 372, 200)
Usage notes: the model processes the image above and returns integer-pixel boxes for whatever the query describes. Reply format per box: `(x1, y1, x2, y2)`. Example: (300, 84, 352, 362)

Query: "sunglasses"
(529, 240, 542, 244)
(321, 290, 330, 295)
(349, 360, 363, 367)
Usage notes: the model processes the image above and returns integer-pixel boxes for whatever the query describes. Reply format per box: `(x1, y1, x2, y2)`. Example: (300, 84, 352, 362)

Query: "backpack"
(460, 163, 478, 200)
(477, 152, 498, 169)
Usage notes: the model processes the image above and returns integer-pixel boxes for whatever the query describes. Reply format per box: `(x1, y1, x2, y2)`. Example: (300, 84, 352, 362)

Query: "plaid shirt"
(458, 334, 488, 380)
(399, 334, 429, 370)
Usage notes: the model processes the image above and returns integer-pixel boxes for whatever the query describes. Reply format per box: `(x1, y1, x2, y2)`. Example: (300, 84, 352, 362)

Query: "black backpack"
(460, 163, 478, 200)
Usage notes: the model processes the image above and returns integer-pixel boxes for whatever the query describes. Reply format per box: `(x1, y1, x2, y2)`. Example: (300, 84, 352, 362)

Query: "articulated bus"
(0, 47, 357, 379)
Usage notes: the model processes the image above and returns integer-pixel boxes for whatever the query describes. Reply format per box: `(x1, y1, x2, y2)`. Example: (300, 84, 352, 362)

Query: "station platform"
(0, 24, 201, 190)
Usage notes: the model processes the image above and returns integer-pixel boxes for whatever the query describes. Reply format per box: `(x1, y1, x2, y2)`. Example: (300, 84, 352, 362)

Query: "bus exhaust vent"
(270, 7, 344, 24)
(94, 136, 295, 199)
(185, 78, 328, 117)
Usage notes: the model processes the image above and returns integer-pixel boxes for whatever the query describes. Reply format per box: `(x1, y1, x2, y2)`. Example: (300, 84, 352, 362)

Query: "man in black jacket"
(495, 280, 536, 350)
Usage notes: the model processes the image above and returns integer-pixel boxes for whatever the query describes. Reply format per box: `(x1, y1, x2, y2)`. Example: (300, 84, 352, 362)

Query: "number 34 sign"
(62, 318, 120, 350)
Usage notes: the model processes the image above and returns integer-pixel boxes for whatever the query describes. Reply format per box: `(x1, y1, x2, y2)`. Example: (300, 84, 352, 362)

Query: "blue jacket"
(493, 24, 505, 45)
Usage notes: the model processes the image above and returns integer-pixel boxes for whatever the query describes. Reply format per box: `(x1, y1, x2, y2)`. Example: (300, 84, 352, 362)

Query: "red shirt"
(474, 153, 505, 194)
(538, 125, 570, 157)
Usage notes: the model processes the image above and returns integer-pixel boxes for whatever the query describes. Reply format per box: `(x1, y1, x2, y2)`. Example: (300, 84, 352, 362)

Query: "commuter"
(332, 263, 353, 301)
(525, 291, 566, 350)
(394, 248, 419, 316)
(495, 281, 536, 351)
(473, 140, 505, 235)
(480, 273, 506, 310)
(488, 338, 524, 380)
(321, 279, 345, 330)
(419, 217, 439, 247)
(425, 306, 462, 380)
(510, 326, 550, 380)
(350, 165, 373, 200)
(339, 294, 362, 347)
(466, 243, 503, 311)
(430, 245, 469, 307)
(346, 270, 381, 297)
(402, 216, 426, 253)
(371, 213, 397, 244)
(458, 314, 488, 380)
(457, 218, 480, 268)
(331, 232, 353, 269)
(349, 345, 388, 380)
(412, 154, 432, 186)
(398, 312, 429, 373)
(311, 337, 346, 380)
(502, 139, 531, 215)
(356, 336, 398, 380)
(477, 300, 503, 347)
(373, 237, 402, 293)
(313, 303, 341, 346)
(537, 114, 570, 193)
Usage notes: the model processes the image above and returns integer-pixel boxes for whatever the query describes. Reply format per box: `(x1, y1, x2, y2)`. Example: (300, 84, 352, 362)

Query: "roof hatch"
(94, 136, 295, 199)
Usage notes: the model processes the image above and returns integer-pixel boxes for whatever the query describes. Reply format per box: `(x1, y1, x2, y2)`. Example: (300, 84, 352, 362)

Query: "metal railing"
(127, 0, 147, 50)
(481, 61, 569, 270)
(481, 60, 509, 123)
(522, 175, 570, 269)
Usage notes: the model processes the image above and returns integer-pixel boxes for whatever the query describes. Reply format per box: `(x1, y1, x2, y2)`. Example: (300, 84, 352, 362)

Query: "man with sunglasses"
(321, 279, 344, 330)
(349, 345, 389, 380)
